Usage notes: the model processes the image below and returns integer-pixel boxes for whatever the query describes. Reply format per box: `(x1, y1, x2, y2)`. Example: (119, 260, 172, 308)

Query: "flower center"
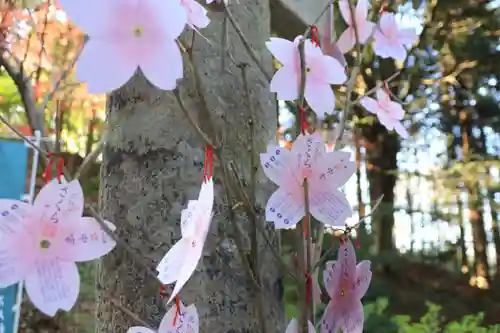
(40, 239, 51, 249)
(306, 67, 311, 73)
(132, 26, 143, 38)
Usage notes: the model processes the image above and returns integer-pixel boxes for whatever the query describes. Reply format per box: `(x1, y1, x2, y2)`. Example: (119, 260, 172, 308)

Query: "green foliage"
(364, 298, 500, 333)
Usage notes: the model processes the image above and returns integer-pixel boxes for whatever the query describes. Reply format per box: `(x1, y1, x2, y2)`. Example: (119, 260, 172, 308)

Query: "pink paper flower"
(373, 12, 418, 61)
(0, 180, 116, 316)
(321, 239, 372, 333)
(285, 318, 315, 333)
(59, 0, 187, 94)
(156, 180, 214, 304)
(266, 36, 346, 116)
(181, 0, 210, 30)
(260, 133, 355, 229)
(336, 0, 376, 53)
(127, 301, 198, 333)
(359, 88, 409, 138)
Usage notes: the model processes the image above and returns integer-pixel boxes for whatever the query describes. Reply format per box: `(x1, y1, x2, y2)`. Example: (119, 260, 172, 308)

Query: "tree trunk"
(460, 110, 489, 287)
(96, 5, 284, 333)
(364, 123, 398, 254)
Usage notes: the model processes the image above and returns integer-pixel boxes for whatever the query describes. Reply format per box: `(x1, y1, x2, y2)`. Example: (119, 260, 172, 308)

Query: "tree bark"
(96, 4, 284, 333)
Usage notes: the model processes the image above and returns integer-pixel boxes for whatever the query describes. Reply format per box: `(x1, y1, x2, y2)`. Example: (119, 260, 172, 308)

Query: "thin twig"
(75, 137, 104, 180)
(108, 297, 154, 330)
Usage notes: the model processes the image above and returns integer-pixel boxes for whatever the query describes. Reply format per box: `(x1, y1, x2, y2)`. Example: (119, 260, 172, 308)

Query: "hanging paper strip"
(0, 139, 28, 333)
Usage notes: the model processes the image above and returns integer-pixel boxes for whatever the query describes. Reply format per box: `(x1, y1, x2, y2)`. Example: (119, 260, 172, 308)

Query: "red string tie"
(310, 25, 319, 47)
(299, 106, 307, 135)
(203, 145, 213, 183)
(43, 152, 64, 184)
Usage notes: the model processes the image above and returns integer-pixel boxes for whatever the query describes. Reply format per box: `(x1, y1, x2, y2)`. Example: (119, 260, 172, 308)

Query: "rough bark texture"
(95, 2, 284, 332)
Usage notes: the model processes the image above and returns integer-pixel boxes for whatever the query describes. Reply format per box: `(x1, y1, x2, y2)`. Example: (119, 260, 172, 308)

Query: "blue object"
(0, 139, 29, 333)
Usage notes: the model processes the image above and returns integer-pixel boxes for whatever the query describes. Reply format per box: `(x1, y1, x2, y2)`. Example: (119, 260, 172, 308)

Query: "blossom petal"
(127, 327, 156, 333)
(376, 88, 390, 104)
(0, 200, 32, 237)
(159, 302, 199, 333)
(337, 27, 355, 53)
(33, 180, 84, 227)
(373, 33, 393, 59)
(311, 150, 355, 188)
(167, 232, 206, 304)
(338, 239, 357, 282)
(394, 121, 410, 138)
(157, 238, 189, 284)
(323, 260, 340, 298)
(310, 55, 347, 85)
(390, 44, 408, 61)
(359, 96, 379, 114)
(286, 318, 299, 333)
(266, 187, 304, 229)
(305, 78, 335, 116)
(77, 38, 137, 94)
(58, 0, 115, 35)
(355, 0, 369, 23)
(338, 0, 352, 25)
(266, 37, 297, 66)
(309, 188, 352, 227)
(147, 0, 188, 39)
(291, 133, 326, 180)
(357, 21, 376, 44)
(398, 28, 418, 46)
(260, 145, 299, 187)
(181, 200, 197, 237)
(56, 217, 117, 262)
(270, 67, 299, 101)
(0, 244, 34, 288)
(339, 300, 364, 333)
(25, 259, 80, 316)
(321, 302, 341, 333)
(386, 101, 405, 120)
(140, 39, 183, 90)
(354, 260, 372, 299)
(184, 0, 210, 29)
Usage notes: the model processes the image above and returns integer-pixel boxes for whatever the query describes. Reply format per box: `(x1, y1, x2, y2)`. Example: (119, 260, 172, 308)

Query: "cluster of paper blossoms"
(0, 0, 419, 331)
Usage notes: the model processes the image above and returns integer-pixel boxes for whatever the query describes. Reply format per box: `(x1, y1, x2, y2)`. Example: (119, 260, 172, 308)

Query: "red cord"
(299, 106, 307, 135)
(172, 296, 181, 325)
(43, 153, 65, 183)
(310, 25, 319, 47)
(203, 145, 213, 183)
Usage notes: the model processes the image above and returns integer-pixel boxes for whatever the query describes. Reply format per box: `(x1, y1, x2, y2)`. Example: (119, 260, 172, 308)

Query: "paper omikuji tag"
(127, 301, 199, 333)
(373, 12, 418, 61)
(321, 239, 372, 333)
(265, 36, 346, 116)
(336, 0, 375, 53)
(359, 88, 409, 138)
(156, 179, 214, 304)
(285, 318, 315, 333)
(260, 133, 355, 229)
(0, 180, 117, 316)
(58, 0, 188, 94)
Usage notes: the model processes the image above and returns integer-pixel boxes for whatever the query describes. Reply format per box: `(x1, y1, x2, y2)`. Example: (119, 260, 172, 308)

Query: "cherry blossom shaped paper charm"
(336, 0, 376, 53)
(0, 180, 116, 316)
(266, 36, 347, 116)
(260, 133, 355, 229)
(127, 301, 199, 333)
(285, 318, 315, 333)
(59, 0, 187, 94)
(373, 12, 418, 61)
(156, 179, 214, 304)
(360, 88, 409, 138)
(321, 239, 372, 333)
